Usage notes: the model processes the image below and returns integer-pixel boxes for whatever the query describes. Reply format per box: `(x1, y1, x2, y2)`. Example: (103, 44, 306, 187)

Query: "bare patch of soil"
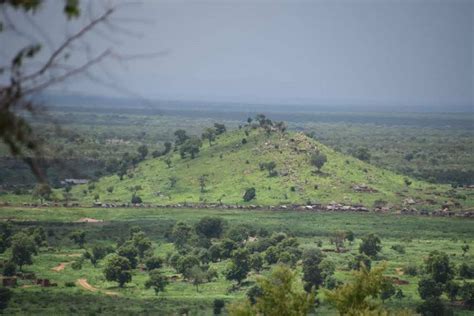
(76, 217, 103, 223)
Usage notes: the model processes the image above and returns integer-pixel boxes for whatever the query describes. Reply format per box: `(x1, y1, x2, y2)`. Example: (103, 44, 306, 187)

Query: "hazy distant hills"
(38, 93, 474, 129)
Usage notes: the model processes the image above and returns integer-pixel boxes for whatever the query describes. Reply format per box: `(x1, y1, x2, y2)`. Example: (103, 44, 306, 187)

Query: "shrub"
(0, 288, 12, 311)
(243, 188, 256, 202)
(391, 244, 405, 254)
(71, 260, 82, 270)
(359, 234, 381, 258)
(246, 285, 263, 305)
(131, 195, 142, 204)
(349, 254, 372, 271)
(310, 152, 327, 172)
(459, 263, 474, 278)
(145, 256, 164, 271)
(195, 217, 225, 239)
(145, 269, 169, 295)
(213, 299, 225, 315)
(404, 264, 418, 276)
(2, 261, 16, 276)
(416, 299, 449, 316)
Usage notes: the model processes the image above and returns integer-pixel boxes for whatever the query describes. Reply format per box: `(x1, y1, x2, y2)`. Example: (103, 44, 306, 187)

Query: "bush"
(213, 299, 225, 315)
(459, 263, 474, 278)
(359, 234, 381, 258)
(0, 288, 12, 311)
(243, 188, 256, 202)
(71, 260, 83, 270)
(310, 152, 327, 172)
(131, 195, 142, 204)
(459, 282, 474, 308)
(246, 285, 263, 305)
(145, 256, 164, 271)
(2, 261, 16, 276)
(349, 254, 372, 271)
(391, 244, 405, 254)
(404, 264, 418, 276)
(416, 299, 450, 316)
(64, 281, 76, 287)
(195, 217, 225, 239)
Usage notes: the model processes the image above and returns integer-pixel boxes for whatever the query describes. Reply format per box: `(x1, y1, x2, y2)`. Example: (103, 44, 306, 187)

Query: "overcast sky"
(3, 0, 473, 109)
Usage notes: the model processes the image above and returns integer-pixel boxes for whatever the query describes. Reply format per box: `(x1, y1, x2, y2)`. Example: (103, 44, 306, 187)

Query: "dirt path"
(51, 263, 67, 272)
(76, 278, 118, 296)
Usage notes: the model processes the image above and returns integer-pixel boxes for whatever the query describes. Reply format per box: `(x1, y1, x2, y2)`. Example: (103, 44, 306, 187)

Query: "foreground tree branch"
(0, 1, 117, 182)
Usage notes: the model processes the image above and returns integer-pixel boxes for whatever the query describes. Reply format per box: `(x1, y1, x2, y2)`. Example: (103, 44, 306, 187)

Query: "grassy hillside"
(66, 126, 470, 210)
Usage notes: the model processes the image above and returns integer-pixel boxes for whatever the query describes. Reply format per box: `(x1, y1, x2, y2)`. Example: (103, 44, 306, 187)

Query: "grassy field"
(1, 206, 473, 315)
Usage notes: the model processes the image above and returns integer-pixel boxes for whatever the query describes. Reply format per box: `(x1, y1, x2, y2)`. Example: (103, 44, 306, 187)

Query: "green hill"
(68, 126, 470, 210)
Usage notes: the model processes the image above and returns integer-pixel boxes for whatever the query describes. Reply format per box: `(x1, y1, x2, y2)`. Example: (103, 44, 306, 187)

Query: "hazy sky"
(3, 0, 473, 109)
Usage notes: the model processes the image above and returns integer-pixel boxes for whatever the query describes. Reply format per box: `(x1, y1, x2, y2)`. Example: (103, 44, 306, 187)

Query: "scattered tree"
(89, 245, 113, 267)
(145, 256, 164, 271)
(117, 241, 138, 269)
(424, 250, 454, 284)
(177, 255, 200, 276)
(199, 174, 208, 193)
(180, 136, 203, 159)
(202, 128, 216, 146)
(103, 255, 132, 287)
(172, 222, 192, 250)
(69, 230, 86, 248)
(188, 265, 207, 292)
(137, 144, 148, 160)
(132, 231, 153, 259)
(174, 129, 189, 145)
(10, 232, 37, 270)
(302, 248, 325, 293)
(195, 217, 225, 239)
(214, 123, 226, 135)
(359, 234, 382, 258)
(225, 248, 250, 285)
(325, 263, 388, 315)
(145, 269, 169, 296)
(310, 152, 327, 172)
(228, 265, 316, 316)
